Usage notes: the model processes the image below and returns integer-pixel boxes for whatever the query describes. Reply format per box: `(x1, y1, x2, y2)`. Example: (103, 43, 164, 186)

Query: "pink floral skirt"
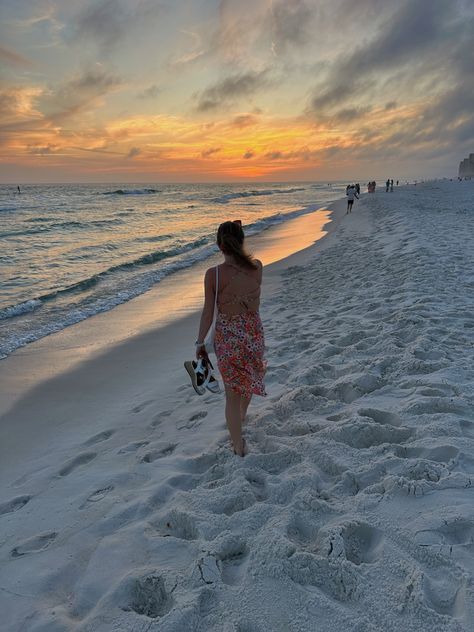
(215, 310, 266, 398)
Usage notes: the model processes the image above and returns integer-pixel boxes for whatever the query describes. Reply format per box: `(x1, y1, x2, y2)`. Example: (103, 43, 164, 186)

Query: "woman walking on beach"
(195, 221, 266, 457)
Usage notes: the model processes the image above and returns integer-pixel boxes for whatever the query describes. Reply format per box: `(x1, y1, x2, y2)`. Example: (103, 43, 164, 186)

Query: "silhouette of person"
(346, 185, 359, 213)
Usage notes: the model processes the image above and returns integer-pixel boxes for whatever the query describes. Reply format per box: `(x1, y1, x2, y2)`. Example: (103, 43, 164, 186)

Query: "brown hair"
(216, 221, 257, 270)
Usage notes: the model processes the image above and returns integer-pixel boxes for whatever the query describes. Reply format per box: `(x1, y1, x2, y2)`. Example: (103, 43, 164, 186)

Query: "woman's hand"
(195, 344, 208, 361)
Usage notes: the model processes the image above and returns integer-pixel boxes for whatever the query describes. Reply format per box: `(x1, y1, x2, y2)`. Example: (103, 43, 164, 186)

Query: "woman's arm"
(196, 267, 216, 356)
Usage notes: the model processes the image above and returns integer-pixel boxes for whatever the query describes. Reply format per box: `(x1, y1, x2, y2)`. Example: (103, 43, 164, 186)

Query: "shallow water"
(0, 181, 346, 357)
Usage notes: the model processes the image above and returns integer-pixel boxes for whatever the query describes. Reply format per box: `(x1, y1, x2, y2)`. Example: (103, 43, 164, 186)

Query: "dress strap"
(227, 261, 257, 279)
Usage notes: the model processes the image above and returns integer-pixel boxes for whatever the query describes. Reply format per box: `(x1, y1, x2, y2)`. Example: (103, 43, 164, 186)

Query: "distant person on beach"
(346, 185, 359, 213)
(194, 221, 266, 457)
(396, 180, 399, 186)
(355, 183, 360, 195)
(17, 185, 21, 194)
(386, 179, 390, 192)
(390, 179, 394, 192)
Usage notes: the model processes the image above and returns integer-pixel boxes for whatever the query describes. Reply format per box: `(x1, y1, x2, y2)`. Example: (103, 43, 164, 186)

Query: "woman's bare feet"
(233, 437, 248, 457)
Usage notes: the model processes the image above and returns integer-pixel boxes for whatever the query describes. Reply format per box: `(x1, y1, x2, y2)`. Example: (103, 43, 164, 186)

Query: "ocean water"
(0, 181, 346, 358)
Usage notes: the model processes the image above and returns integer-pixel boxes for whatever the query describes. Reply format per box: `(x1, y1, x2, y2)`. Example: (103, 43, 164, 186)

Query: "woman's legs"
(240, 395, 252, 424)
(225, 386, 247, 456)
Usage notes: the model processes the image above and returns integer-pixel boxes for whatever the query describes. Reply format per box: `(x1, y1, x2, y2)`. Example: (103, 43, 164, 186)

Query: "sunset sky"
(1, 0, 473, 183)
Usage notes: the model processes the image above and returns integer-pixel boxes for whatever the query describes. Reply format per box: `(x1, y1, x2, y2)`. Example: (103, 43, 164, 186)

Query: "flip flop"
(184, 359, 207, 395)
(203, 358, 221, 394)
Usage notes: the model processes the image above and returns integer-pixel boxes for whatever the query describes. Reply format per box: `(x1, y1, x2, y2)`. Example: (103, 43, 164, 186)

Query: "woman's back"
(193, 220, 266, 457)
(217, 260, 262, 316)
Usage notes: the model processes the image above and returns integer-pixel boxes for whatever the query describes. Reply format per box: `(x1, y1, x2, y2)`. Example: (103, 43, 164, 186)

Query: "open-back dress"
(214, 262, 266, 398)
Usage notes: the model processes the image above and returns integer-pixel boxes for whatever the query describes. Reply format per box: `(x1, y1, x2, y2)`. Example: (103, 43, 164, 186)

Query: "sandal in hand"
(184, 359, 207, 395)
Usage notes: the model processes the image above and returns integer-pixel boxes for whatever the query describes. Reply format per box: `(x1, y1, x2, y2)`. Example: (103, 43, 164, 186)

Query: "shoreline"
(0, 182, 347, 362)
(1, 180, 474, 631)
(0, 197, 346, 475)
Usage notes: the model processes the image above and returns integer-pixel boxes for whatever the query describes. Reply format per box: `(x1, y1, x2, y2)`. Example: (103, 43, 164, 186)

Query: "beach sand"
(1, 181, 474, 631)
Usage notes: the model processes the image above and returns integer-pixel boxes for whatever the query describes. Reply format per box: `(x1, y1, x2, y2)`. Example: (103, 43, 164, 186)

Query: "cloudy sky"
(1, 0, 473, 182)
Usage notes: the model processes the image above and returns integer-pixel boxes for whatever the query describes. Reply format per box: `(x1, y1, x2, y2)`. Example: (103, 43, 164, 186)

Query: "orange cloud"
(0, 92, 421, 181)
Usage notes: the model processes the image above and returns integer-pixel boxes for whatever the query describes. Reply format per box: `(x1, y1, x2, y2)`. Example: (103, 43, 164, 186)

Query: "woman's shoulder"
(204, 266, 218, 281)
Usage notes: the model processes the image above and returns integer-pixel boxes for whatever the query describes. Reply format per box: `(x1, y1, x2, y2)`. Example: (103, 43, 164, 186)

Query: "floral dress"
(214, 264, 266, 398)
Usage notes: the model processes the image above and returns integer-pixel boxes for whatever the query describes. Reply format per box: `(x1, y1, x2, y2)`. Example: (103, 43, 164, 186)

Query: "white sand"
(1, 180, 474, 631)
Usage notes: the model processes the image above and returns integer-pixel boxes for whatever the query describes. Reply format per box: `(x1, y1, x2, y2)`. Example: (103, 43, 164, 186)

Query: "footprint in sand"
(422, 568, 467, 618)
(140, 443, 177, 463)
(405, 398, 469, 416)
(125, 573, 174, 618)
(326, 375, 385, 404)
(179, 451, 220, 476)
(358, 408, 402, 427)
(195, 587, 220, 618)
(459, 419, 474, 438)
(166, 473, 201, 491)
(150, 410, 172, 428)
(415, 519, 474, 548)
(79, 485, 114, 509)
(0, 495, 32, 517)
(332, 331, 369, 347)
(86, 485, 114, 503)
(394, 445, 459, 464)
(249, 448, 302, 475)
(58, 452, 97, 477)
(286, 512, 320, 550)
(190, 411, 208, 422)
(325, 420, 412, 449)
(131, 400, 154, 414)
(11, 532, 58, 558)
(339, 522, 385, 565)
(286, 544, 359, 603)
(204, 534, 250, 587)
(219, 541, 249, 586)
(83, 429, 115, 446)
(118, 440, 150, 454)
(150, 417, 162, 429)
(154, 509, 199, 540)
(214, 489, 257, 516)
(402, 460, 445, 483)
(243, 471, 268, 501)
(268, 419, 322, 438)
(178, 410, 208, 430)
(326, 412, 350, 422)
(413, 349, 444, 361)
